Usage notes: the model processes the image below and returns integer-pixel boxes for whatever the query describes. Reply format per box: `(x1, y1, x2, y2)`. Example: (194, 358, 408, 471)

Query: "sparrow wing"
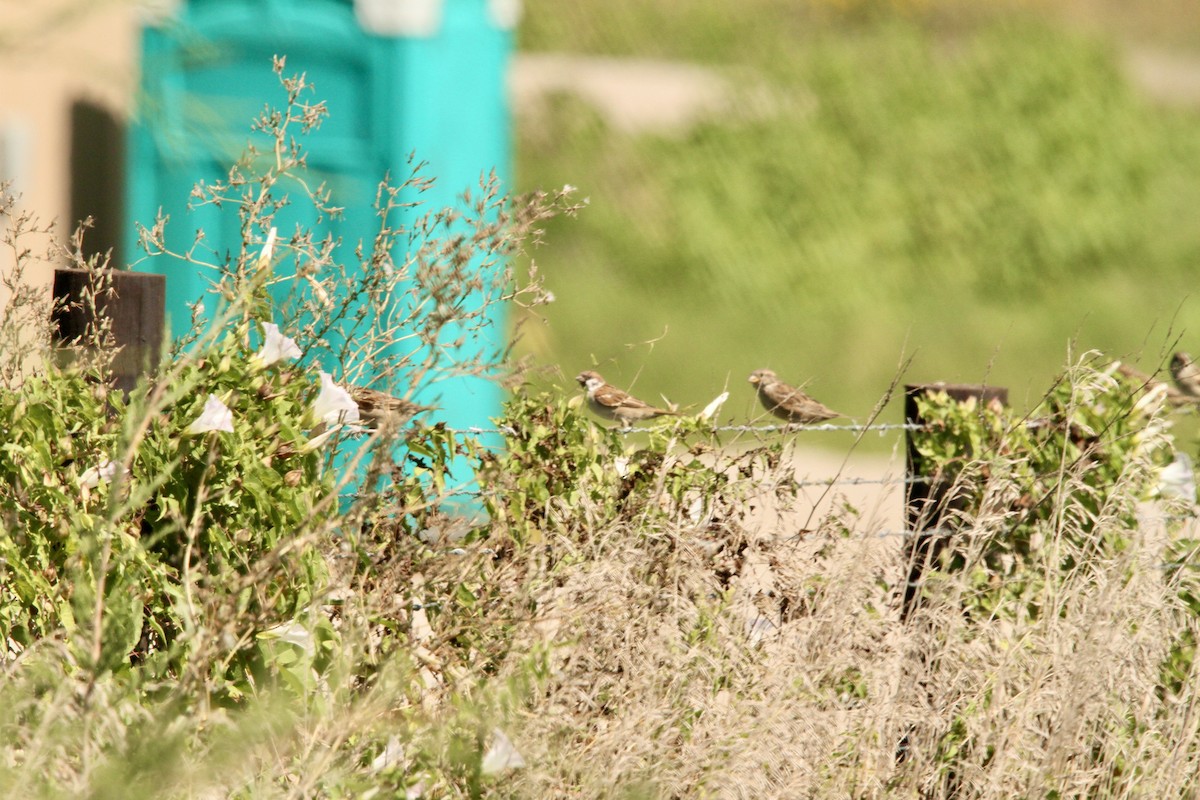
(594, 384, 658, 413)
(349, 386, 431, 423)
(763, 379, 839, 420)
(763, 379, 807, 409)
(801, 398, 840, 420)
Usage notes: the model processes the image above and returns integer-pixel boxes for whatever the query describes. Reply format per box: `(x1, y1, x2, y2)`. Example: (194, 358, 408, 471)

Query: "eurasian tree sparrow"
(575, 370, 677, 424)
(748, 368, 842, 424)
(1171, 352, 1200, 399)
(348, 385, 430, 430)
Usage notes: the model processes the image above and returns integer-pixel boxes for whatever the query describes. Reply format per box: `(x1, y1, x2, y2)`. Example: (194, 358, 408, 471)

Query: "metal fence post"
(52, 268, 165, 393)
(902, 382, 1008, 620)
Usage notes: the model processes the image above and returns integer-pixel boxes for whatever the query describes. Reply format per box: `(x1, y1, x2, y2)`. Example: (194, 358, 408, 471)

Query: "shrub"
(907, 352, 1173, 619)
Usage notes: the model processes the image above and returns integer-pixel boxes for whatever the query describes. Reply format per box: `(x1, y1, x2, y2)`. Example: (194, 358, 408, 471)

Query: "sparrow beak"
(748, 374, 759, 385)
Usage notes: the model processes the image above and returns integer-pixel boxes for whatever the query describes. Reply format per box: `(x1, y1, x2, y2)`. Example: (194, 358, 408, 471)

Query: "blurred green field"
(513, 2, 1200, 432)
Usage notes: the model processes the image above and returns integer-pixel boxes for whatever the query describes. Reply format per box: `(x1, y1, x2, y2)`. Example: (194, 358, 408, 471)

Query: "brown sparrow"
(1171, 352, 1200, 399)
(748, 368, 842, 424)
(1115, 361, 1192, 408)
(348, 385, 430, 430)
(575, 370, 677, 424)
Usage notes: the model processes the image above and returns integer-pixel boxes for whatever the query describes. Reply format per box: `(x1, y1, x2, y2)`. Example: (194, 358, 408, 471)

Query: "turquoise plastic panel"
(126, 0, 514, 498)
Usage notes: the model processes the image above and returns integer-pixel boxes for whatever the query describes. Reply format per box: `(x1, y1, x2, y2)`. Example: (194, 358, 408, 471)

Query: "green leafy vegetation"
(907, 354, 1172, 618)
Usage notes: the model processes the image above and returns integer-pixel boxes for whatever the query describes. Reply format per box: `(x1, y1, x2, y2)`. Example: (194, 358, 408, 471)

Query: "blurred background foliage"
(513, 0, 1200, 434)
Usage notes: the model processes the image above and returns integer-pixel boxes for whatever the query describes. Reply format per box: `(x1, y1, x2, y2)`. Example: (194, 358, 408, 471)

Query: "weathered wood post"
(902, 382, 1008, 620)
(52, 268, 165, 393)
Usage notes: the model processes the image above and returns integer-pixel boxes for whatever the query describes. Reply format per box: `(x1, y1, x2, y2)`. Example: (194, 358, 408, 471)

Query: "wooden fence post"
(52, 268, 165, 393)
(902, 382, 1008, 620)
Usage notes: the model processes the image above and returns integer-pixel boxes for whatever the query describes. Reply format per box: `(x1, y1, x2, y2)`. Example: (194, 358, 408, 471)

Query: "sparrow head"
(1172, 352, 1194, 377)
(748, 369, 777, 387)
(575, 370, 605, 392)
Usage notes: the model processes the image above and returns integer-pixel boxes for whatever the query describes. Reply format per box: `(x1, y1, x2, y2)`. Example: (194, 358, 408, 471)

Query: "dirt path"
(510, 53, 732, 135)
(784, 445, 907, 534)
(511, 46, 1200, 136)
(1124, 46, 1200, 106)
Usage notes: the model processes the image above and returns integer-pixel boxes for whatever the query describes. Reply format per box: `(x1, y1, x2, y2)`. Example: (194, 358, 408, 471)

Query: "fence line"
(385, 417, 1115, 438)
(363, 489, 1200, 575)
(794, 475, 921, 487)
(385, 473, 1194, 492)
(855, 513, 1198, 541)
(375, 476, 919, 493)
(421, 422, 926, 437)
(362, 381, 1200, 584)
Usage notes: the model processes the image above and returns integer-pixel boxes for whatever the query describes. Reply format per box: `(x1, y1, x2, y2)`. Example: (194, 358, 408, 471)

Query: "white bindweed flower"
(258, 619, 315, 657)
(313, 372, 360, 426)
(613, 455, 631, 478)
(1157, 452, 1196, 502)
(187, 394, 234, 434)
(255, 227, 277, 271)
(480, 729, 526, 775)
(253, 322, 302, 367)
(370, 735, 405, 773)
(699, 391, 730, 422)
(79, 459, 117, 489)
(301, 425, 341, 453)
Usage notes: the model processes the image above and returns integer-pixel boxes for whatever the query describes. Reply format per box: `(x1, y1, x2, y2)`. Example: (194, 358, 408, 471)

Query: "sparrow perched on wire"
(1170, 352, 1200, 400)
(748, 368, 842, 424)
(347, 385, 431, 430)
(575, 370, 678, 424)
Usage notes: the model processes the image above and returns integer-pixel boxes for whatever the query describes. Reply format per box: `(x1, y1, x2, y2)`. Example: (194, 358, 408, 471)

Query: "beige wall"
(0, 1, 138, 302)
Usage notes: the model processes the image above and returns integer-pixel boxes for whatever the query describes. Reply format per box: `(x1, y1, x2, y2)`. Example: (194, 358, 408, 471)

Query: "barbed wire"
(698, 422, 922, 434)
(853, 514, 1198, 541)
(794, 475, 922, 487)
(374, 472, 1197, 496)
(412, 418, 1147, 437)
(354, 420, 1200, 578)
(367, 476, 922, 498)
(418, 422, 925, 437)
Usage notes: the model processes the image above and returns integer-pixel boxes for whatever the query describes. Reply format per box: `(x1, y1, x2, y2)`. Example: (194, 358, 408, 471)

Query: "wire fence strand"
(423, 422, 926, 437)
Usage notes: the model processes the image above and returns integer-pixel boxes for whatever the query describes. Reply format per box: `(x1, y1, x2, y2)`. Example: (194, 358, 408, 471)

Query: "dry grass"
(463, 452, 1200, 798)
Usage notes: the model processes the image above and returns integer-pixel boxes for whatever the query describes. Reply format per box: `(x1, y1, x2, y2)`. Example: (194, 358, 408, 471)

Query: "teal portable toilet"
(126, 0, 517, 498)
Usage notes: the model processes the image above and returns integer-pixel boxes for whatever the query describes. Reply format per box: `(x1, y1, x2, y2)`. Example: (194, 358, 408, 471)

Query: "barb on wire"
(460, 425, 518, 437)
